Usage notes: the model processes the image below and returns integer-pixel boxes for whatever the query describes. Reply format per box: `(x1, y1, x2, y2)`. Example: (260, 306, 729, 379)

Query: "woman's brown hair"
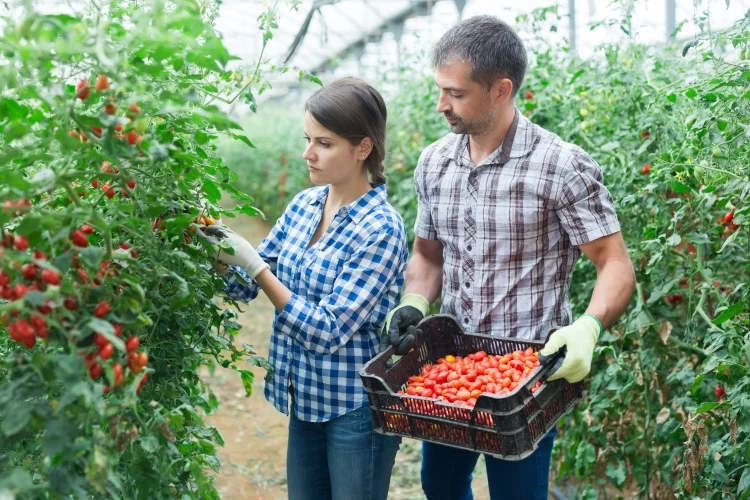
(305, 77, 387, 185)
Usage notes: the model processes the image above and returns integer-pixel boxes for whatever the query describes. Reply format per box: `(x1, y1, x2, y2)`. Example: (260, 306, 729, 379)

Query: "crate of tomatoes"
(360, 315, 585, 460)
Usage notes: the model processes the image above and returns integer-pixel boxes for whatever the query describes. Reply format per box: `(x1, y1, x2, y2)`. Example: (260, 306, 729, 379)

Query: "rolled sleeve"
(414, 158, 438, 240)
(556, 150, 621, 246)
(276, 226, 403, 355)
(221, 204, 288, 302)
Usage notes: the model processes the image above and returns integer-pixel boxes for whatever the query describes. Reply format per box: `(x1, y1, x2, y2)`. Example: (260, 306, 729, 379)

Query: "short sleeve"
(555, 150, 621, 246)
(413, 152, 438, 240)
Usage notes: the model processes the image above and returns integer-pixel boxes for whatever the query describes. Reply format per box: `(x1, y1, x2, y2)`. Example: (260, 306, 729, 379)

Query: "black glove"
(385, 306, 424, 355)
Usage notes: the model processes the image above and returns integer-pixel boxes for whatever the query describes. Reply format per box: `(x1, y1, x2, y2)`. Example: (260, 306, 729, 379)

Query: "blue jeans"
(287, 405, 401, 500)
(421, 427, 557, 500)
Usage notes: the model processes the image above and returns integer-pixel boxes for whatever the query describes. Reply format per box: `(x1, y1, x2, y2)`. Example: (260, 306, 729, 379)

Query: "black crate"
(359, 315, 585, 460)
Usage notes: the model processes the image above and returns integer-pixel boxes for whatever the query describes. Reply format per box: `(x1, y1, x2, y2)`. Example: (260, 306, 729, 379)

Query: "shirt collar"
(450, 107, 537, 166)
(307, 183, 388, 224)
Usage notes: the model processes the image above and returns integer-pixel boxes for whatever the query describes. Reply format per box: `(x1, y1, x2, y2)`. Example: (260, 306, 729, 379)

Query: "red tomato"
(89, 363, 103, 379)
(125, 336, 139, 353)
(98, 343, 114, 360)
(137, 352, 148, 367)
(14, 235, 29, 251)
(94, 301, 110, 318)
(40, 269, 60, 285)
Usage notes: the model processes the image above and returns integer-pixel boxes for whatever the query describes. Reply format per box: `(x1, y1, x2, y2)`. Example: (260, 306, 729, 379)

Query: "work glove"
(538, 314, 602, 383)
(195, 224, 269, 279)
(381, 293, 430, 355)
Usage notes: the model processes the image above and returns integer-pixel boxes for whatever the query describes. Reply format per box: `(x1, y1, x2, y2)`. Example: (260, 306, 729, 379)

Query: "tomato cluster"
(1, 198, 150, 394)
(70, 74, 145, 159)
(397, 348, 543, 408)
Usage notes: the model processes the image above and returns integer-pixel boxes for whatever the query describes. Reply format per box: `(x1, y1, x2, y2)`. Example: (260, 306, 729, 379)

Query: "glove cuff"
(400, 293, 429, 316)
(245, 261, 270, 280)
(578, 314, 602, 343)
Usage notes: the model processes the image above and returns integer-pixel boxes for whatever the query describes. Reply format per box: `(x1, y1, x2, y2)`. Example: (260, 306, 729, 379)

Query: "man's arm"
(403, 236, 444, 304)
(578, 231, 635, 329)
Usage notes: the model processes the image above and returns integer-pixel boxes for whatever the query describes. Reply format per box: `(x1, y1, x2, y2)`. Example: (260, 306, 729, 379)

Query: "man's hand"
(539, 315, 601, 383)
(195, 224, 269, 279)
(382, 293, 430, 354)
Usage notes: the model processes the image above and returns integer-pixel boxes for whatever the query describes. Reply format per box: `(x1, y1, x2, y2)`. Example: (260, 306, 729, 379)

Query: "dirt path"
(200, 213, 491, 500)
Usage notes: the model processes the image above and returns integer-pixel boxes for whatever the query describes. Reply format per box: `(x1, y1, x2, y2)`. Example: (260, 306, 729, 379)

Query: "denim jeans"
(286, 405, 401, 500)
(421, 427, 557, 500)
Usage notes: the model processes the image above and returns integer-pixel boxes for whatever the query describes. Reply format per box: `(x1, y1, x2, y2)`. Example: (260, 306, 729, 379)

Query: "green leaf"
(713, 302, 744, 326)
(235, 203, 263, 218)
(309, 74, 323, 86)
(575, 442, 596, 474)
(605, 462, 627, 489)
(666, 233, 681, 247)
(202, 179, 222, 203)
(667, 93, 677, 103)
(195, 131, 210, 145)
(0, 468, 33, 491)
(685, 88, 698, 99)
(238, 369, 254, 396)
(23, 290, 45, 306)
(738, 468, 750, 497)
(647, 278, 679, 304)
(691, 373, 705, 395)
(1, 401, 30, 436)
(696, 401, 725, 414)
(671, 181, 691, 193)
(79, 246, 105, 268)
(569, 69, 585, 84)
(43, 419, 77, 456)
(231, 133, 255, 149)
(711, 459, 728, 483)
(140, 435, 158, 453)
(682, 39, 699, 57)
(718, 228, 739, 254)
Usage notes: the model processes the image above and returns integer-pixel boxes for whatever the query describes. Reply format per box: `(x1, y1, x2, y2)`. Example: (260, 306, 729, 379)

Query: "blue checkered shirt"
(224, 184, 408, 422)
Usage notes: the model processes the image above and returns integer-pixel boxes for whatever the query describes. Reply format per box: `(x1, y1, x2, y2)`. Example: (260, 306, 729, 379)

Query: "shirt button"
(467, 245, 472, 252)
(465, 282, 471, 288)
(464, 318, 470, 325)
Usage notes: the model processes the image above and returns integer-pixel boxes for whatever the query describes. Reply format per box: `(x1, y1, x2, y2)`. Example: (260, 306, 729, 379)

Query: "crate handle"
(538, 345, 566, 381)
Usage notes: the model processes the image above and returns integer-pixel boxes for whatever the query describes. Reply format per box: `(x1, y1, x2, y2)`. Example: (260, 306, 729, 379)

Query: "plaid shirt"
(414, 109, 621, 340)
(225, 184, 408, 422)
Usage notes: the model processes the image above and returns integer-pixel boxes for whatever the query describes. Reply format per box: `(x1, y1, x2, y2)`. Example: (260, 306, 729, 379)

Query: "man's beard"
(445, 108, 497, 136)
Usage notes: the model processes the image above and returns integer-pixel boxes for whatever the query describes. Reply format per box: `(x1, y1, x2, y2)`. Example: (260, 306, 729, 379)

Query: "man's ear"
(492, 78, 514, 105)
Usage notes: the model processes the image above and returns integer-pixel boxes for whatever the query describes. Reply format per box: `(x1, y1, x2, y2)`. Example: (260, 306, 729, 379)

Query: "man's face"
(434, 61, 502, 136)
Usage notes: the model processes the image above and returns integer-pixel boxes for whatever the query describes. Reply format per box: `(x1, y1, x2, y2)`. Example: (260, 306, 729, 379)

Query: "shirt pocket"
(299, 251, 341, 300)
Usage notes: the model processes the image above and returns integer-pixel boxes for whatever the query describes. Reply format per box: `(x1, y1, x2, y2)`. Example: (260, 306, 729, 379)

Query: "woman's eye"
(319, 142, 329, 149)
(304, 137, 311, 143)
(451, 93, 463, 99)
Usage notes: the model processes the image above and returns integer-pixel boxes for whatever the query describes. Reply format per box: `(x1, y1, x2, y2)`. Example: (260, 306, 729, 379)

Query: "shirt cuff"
(568, 220, 621, 247)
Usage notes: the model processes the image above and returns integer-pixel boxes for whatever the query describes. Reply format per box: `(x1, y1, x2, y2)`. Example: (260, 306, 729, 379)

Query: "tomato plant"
(0, 0, 281, 497)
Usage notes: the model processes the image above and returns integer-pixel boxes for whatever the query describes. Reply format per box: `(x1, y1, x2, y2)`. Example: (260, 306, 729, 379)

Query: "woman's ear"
(359, 137, 373, 160)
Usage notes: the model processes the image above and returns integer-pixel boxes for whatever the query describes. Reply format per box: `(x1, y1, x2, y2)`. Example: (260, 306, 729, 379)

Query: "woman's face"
(302, 111, 368, 186)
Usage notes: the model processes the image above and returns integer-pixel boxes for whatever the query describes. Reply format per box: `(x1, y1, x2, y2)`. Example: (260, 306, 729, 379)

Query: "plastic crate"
(359, 315, 585, 460)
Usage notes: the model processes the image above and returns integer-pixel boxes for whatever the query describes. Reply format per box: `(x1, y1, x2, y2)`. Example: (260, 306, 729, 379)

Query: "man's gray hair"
(431, 15, 528, 96)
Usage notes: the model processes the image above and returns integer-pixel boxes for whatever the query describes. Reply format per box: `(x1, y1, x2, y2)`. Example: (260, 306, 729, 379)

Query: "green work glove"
(539, 315, 602, 383)
(381, 293, 430, 355)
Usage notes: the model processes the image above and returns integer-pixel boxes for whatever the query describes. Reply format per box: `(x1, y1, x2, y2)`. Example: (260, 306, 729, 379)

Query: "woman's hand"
(195, 224, 269, 278)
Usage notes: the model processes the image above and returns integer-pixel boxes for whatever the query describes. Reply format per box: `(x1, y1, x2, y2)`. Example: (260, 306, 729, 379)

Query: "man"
(384, 15, 636, 500)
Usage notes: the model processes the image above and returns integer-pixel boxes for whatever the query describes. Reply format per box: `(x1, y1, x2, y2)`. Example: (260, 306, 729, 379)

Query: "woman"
(199, 77, 407, 500)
